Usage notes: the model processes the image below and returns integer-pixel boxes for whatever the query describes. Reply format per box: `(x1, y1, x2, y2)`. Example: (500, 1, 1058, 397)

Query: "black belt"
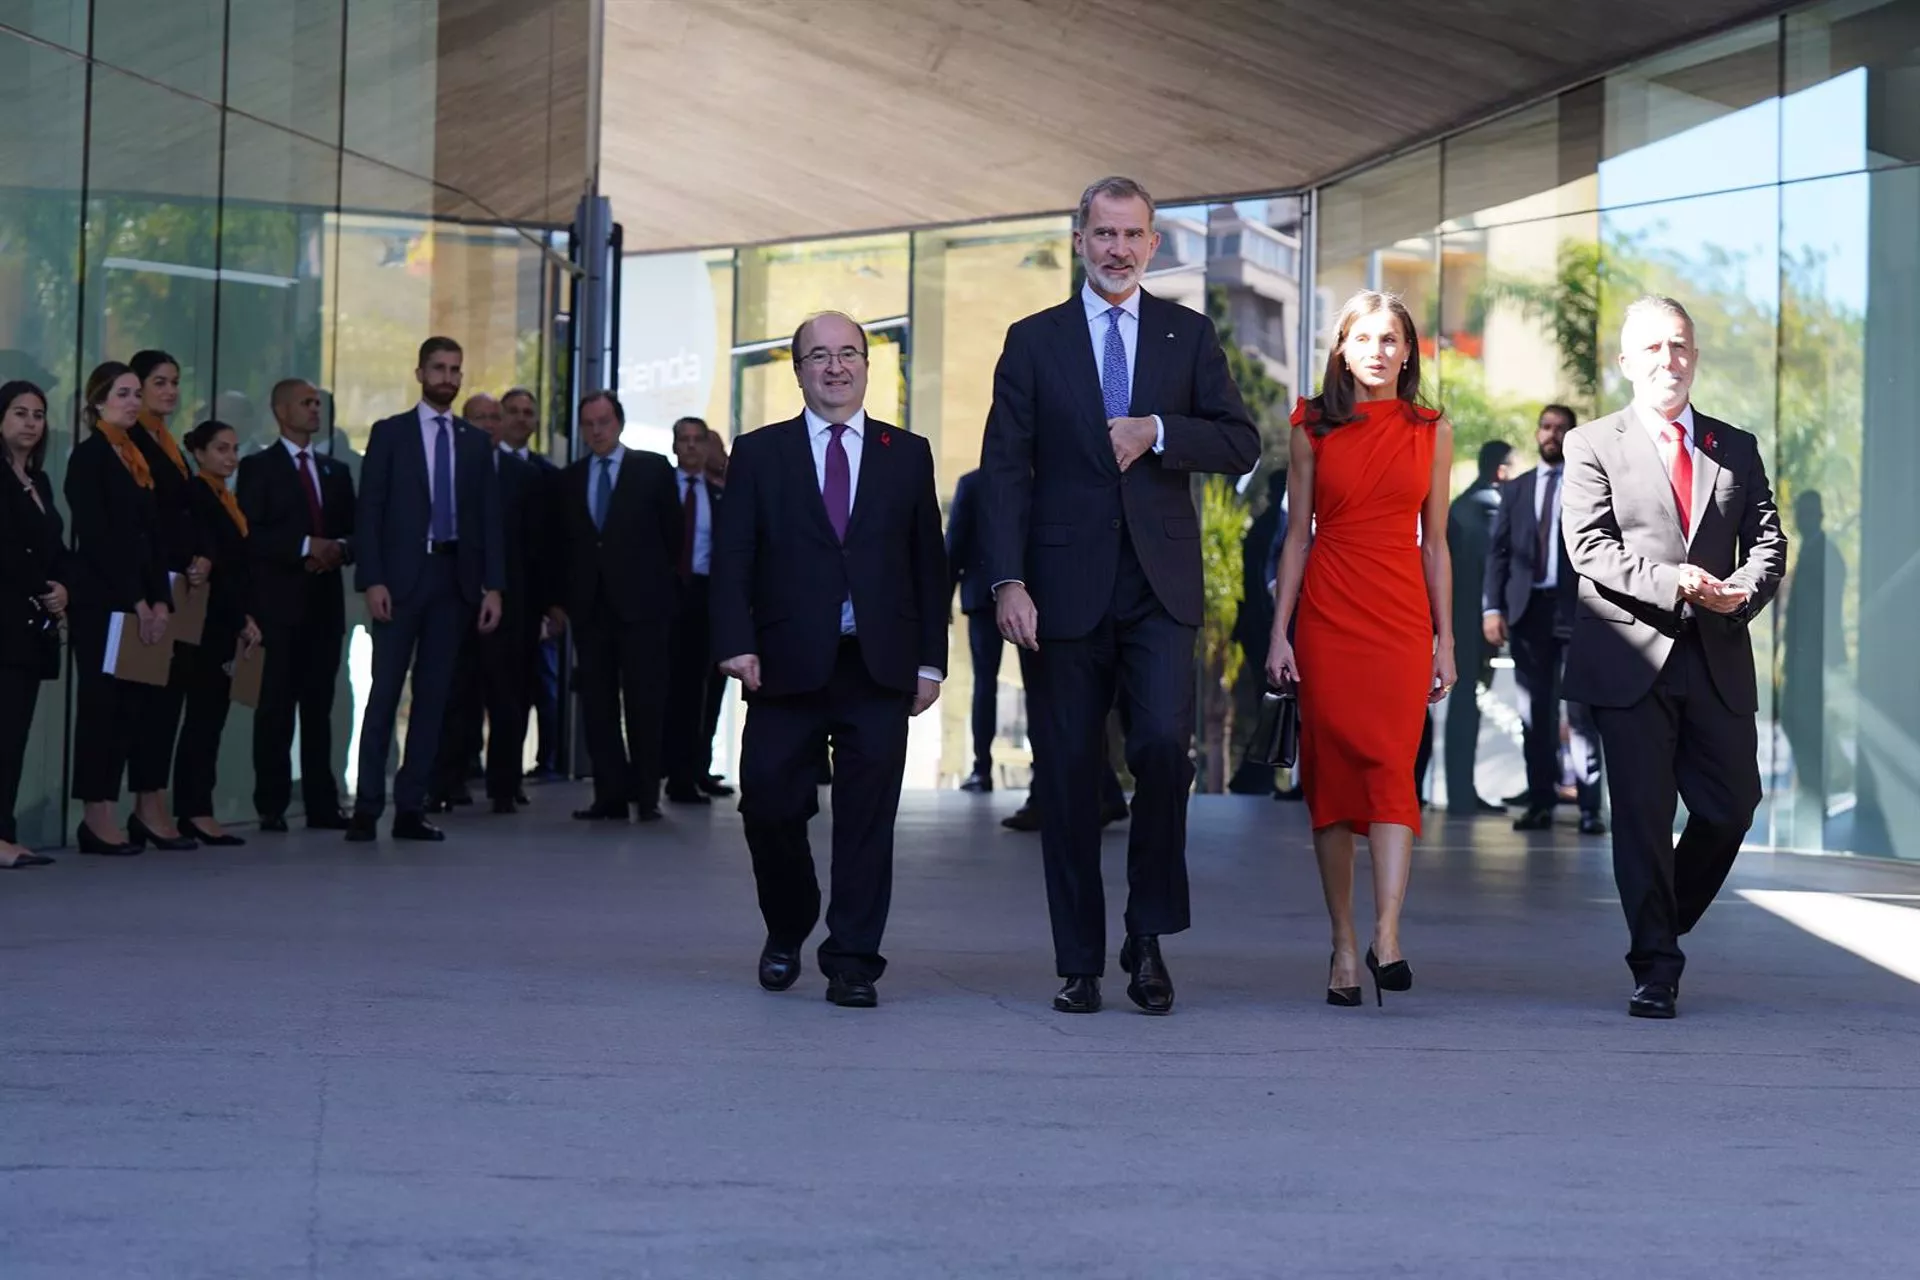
(428, 539, 459, 556)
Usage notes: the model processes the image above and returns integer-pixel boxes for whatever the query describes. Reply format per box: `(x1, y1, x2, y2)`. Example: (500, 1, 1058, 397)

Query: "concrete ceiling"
(601, 0, 1790, 252)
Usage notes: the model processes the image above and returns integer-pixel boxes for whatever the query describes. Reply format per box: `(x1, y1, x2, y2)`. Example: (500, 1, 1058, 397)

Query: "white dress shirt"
(416, 400, 458, 527)
(279, 435, 325, 557)
(677, 467, 713, 577)
(1080, 281, 1167, 454)
(801, 406, 941, 683)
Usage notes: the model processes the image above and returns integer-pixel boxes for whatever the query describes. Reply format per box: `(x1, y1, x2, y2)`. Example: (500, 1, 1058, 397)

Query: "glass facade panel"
(1313, 146, 1440, 382)
(1599, 21, 1780, 208)
(2, 5, 583, 851)
(734, 234, 910, 346)
(1442, 90, 1602, 230)
(1784, 0, 1920, 180)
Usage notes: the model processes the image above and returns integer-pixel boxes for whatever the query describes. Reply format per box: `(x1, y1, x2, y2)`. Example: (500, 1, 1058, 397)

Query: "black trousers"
(173, 626, 237, 819)
(966, 610, 1002, 776)
(435, 610, 535, 801)
(70, 611, 165, 802)
(533, 634, 561, 770)
(1592, 628, 1760, 986)
(575, 612, 670, 809)
(1026, 539, 1195, 976)
(130, 642, 191, 797)
(253, 621, 345, 820)
(663, 575, 717, 793)
(1443, 631, 1486, 807)
(1511, 596, 1602, 813)
(355, 557, 469, 817)
(740, 639, 912, 981)
(0, 667, 43, 844)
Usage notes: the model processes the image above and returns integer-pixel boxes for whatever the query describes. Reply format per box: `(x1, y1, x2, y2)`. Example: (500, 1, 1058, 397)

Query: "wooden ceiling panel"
(602, 0, 1791, 250)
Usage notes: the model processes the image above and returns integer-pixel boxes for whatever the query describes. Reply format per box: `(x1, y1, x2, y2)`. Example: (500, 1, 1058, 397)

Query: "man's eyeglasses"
(799, 347, 867, 369)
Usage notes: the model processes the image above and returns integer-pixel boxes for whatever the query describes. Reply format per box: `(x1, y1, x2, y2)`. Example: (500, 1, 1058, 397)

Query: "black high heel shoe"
(76, 823, 141, 856)
(1327, 952, 1362, 1007)
(180, 819, 245, 848)
(128, 815, 198, 851)
(1365, 946, 1413, 1007)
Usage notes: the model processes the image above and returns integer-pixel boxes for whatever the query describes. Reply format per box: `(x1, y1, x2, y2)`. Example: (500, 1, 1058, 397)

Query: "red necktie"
(296, 449, 325, 536)
(679, 474, 697, 581)
(1660, 422, 1693, 535)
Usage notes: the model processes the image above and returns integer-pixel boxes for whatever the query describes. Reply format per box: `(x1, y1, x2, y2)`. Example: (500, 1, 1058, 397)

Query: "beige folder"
(169, 573, 209, 646)
(228, 637, 265, 708)
(102, 612, 174, 686)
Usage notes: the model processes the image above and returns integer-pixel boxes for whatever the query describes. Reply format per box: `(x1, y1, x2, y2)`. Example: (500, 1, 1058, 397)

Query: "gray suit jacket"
(1560, 406, 1786, 712)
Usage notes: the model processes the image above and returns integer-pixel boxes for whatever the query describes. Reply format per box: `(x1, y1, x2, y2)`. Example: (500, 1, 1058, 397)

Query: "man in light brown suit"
(1561, 295, 1787, 1020)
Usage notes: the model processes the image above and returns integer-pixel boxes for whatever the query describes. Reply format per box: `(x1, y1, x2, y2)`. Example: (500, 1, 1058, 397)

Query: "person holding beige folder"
(63, 362, 175, 856)
(171, 420, 261, 847)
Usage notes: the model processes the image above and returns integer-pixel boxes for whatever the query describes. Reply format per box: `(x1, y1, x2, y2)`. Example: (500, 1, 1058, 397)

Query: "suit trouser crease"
(739, 643, 910, 981)
(576, 613, 670, 807)
(173, 630, 236, 818)
(1591, 628, 1759, 985)
(253, 622, 344, 818)
(966, 611, 1002, 776)
(1027, 541, 1195, 976)
(663, 576, 716, 792)
(355, 558, 468, 816)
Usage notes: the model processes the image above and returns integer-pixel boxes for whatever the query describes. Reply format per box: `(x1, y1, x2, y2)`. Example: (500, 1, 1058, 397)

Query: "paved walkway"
(3, 788, 1917, 1278)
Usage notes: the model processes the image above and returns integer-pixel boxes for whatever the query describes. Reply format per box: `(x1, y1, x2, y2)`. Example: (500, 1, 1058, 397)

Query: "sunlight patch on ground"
(1739, 890, 1920, 985)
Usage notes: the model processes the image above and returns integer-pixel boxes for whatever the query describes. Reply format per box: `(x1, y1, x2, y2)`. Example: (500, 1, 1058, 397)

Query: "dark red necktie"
(296, 450, 324, 536)
(1660, 422, 1693, 534)
(823, 423, 851, 542)
(679, 474, 697, 581)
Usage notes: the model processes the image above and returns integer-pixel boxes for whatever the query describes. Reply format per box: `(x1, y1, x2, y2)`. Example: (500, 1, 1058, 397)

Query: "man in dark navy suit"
(945, 467, 999, 792)
(347, 337, 504, 842)
(712, 312, 947, 1009)
(981, 176, 1259, 1015)
(238, 378, 356, 832)
(663, 415, 729, 805)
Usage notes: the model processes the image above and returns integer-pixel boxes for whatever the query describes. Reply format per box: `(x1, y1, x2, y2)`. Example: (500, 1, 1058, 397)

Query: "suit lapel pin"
(1702, 431, 1717, 452)
(880, 432, 891, 446)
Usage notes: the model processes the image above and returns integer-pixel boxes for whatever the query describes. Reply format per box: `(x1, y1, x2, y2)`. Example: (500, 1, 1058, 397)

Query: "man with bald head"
(711, 311, 948, 1009)
(236, 378, 357, 830)
(431, 392, 544, 812)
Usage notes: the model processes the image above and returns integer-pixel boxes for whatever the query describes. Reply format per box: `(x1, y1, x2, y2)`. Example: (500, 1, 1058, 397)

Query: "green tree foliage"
(1206, 284, 1289, 509)
(1197, 475, 1249, 792)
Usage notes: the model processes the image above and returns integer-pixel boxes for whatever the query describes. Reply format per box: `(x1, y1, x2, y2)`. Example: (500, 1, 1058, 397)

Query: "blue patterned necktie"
(593, 455, 613, 530)
(1100, 305, 1130, 419)
(430, 415, 454, 541)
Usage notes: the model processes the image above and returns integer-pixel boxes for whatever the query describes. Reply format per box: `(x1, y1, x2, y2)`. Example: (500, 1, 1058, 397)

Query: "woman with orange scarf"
(173, 420, 261, 846)
(63, 362, 173, 856)
(127, 349, 210, 851)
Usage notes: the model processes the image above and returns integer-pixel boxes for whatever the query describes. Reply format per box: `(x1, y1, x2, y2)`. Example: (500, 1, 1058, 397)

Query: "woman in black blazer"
(65, 362, 173, 856)
(126, 349, 205, 850)
(172, 420, 260, 846)
(0, 382, 69, 869)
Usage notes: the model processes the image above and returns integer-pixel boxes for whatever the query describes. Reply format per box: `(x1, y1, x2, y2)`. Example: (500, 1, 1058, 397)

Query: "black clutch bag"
(1248, 681, 1299, 769)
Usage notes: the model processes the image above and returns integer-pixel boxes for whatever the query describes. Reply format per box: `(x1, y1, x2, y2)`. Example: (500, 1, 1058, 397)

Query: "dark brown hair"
(83, 361, 136, 433)
(130, 349, 180, 384)
(417, 336, 462, 367)
(0, 379, 50, 472)
(578, 389, 625, 424)
(183, 419, 236, 454)
(1305, 291, 1436, 434)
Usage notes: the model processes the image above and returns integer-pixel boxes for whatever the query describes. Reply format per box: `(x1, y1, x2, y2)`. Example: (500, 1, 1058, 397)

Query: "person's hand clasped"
(1108, 416, 1157, 472)
(186, 555, 212, 589)
(1266, 636, 1299, 688)
(38, 581, 67, 619)
(719, 653, 762, 693)
(911, 677, 940, 717)
(1676, 564, 1749, 615)
(996, 583, 1040, 652)
(366, 585, 393, 623)
(241, 616, 262, 652)
(477, 590, 502, 635)
(135, 601, 169, 646)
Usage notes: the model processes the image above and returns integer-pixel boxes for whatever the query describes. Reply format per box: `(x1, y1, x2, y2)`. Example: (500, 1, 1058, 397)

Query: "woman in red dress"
(1268, 291, 1456, 1007)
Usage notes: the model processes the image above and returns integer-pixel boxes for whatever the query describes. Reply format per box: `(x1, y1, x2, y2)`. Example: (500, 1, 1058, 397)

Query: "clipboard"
(169, 573, 209, 646)
(228, 636, 265, 708)
(103, 612, 174, 686)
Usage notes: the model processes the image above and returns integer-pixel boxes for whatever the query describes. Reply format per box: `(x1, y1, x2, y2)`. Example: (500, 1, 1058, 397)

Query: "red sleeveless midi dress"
(1291, 396, 1438, 836)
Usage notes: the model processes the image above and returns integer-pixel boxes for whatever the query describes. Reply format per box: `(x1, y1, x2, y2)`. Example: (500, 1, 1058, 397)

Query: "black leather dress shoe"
(392, 813, 445, 842)
(697, 776, 735, 798)
(573, 803, 628, 821)
(306, 810, 353, 831)
(758, 941, 802, 992)
(1053, 975, 1101, 1013)
(180, 820, 245, 848)
(490, 796, 517, 815)
(635, 806, 665, 823)
(1630, 983, 1677, 1019)
(1513, 806, 1555, 832)
(1001, 804, 1041, 832)
(258, 815, 290, 833)
(825, 974, 879, 1008)
(666, 788, 711, 805)
(344, 814, 379, 843)
(1119, 934, 1175, 1014)
(75, 823, 141, 856)
(960, 771, 992, 793)
(129, 815, 198, 851)
(1579, 812, 1609, 835)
